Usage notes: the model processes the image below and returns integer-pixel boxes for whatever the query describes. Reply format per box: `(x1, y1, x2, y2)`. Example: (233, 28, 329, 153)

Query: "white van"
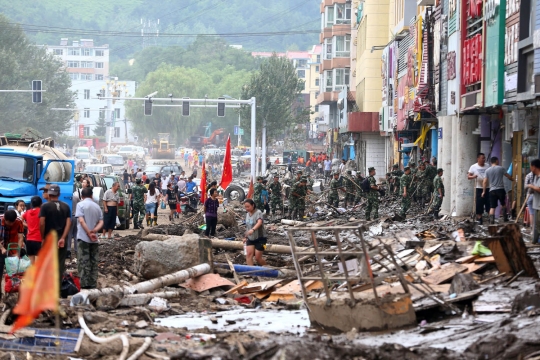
(85, 164, 114, 176)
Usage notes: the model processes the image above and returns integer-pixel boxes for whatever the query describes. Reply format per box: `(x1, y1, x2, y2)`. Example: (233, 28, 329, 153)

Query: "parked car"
(101, 154, 125, 172)
(75, 152, 97, 166)
(103, 175, 131, 230)
(160, 164, 184, 177)
(85, 164, 115, 176)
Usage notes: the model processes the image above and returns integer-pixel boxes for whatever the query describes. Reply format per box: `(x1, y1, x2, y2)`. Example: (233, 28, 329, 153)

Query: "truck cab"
(0, 137, 75, 214)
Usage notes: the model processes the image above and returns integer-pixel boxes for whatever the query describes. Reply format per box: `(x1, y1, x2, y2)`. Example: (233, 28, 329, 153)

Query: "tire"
(224, 184, 246, 202)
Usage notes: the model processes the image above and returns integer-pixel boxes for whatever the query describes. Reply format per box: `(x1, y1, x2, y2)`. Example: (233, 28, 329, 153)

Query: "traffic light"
(144, 99, 153, 116)
(32, 80, 42, 103)
(182, 97, 190, 116)
(217, 97, 225, 117)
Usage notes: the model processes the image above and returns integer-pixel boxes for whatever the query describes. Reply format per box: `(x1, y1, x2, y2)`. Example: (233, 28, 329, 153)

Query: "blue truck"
(0, 136, 74, 214)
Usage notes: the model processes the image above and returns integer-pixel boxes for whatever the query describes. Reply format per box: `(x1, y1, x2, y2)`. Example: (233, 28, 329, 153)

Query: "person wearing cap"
(289, 177, 309, 220)
(399, 166, 413, 218)
(253, 176, 265, 211)
(391, 164, 403, 195)
(354, 172, 365, 203)
(39, 184, 50, 201)
(131, 178, 148, 229)
(343, 170, 355, 208)
(328, 172, 341, 208)
(293, 170, 302, 185)
(268, 175, 283, 218)
(75, 174, 83, 189)
(416, 162, 430, 205)
(39, 184, 71, 292)
(424, 159, 437, 193)
(427, 168, 445, 219)
(365, 167, 379, 221)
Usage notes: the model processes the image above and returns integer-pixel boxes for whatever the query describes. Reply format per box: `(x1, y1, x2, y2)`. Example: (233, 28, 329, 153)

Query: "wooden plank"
(495, 224, 538, 278)
(423, 244, 443, 255)
(487, 237, 517, 275)
(474, 256, 496, 263)
(463, 263, 488, 274)
(237, 280, 282, 294)
(455, 255, 480, 264)
(223, 280, 249, 295)
(422, 263, 468, 285)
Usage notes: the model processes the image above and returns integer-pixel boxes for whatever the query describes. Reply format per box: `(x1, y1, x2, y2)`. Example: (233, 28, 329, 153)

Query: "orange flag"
(246, 176, 254, 199)
(220, 135, 233, 189)
(200, 161, 207, 204)
(11, 231, 59, 334)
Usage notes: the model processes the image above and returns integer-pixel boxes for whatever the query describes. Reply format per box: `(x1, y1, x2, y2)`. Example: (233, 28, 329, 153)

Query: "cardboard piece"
(422, 263, 468, 285)
(180, 273, 236, 292)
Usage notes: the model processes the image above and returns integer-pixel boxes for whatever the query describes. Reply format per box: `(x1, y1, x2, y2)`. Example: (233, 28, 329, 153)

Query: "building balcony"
(321, 57, 350, 72)
(320, 24, 351, 42)
(320, 0, 348, 13)
(347, 112, 380, 132)
(316, 90, 340, 105)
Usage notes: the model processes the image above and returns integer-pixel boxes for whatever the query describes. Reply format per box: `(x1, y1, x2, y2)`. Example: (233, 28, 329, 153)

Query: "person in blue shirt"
(261, 179, 270, 215)
(198, 154, 204, 167)
(186, 177, 198, 193)
(186, 176, 198, 209)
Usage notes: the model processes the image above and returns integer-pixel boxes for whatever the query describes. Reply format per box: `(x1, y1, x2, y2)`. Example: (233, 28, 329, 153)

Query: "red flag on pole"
(246, 175, 254, 199)
(220, 135, 233, 189)
(11, 231, 59, 334)
(200, 161, 207, 204)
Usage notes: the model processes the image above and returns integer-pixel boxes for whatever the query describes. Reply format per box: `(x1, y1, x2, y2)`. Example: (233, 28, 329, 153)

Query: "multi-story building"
(306, 45, 329, 144)
(43, 39, 137, 145)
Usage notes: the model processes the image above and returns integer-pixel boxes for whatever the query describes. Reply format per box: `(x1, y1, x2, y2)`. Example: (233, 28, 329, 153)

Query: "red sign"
(468, 0, 482, 18)
(462, 34, 482, 87)
(78, 125, 84, 139)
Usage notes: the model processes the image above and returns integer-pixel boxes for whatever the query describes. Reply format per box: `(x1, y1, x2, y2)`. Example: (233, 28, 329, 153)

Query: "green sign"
(239, 129, 244, 135)
(484, 0, 506, 107)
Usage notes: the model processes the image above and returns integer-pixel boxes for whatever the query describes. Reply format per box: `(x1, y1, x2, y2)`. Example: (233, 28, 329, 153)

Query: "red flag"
(200, 161, 207, 204)
(220, 135, 233, 189)
(246, 176, 254, 199)
(11, 231, 59, 333)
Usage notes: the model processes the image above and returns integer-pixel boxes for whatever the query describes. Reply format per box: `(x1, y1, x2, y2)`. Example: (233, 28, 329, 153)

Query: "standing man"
(123, 169, 130, 187)
(482, 157, 513, 224)
(76, 187, 103, 289)
(527, 159, 540, 243)
(354, 172, 365, 204)
(365, 167, 380, 221)
(399, 166, 413, 218)
(343, 170, 355, 208)
(268, 175, 283, 217)
(468, 153, 490, 224)
(328, 172, 341, 207)
(253, 176, 265, 210)
(339, 159, 347, 174)
(289, 178, 309, 220)
(416, 162, 430, 205)
(428, 168, 445, 219)
(131, 178, 148, 229)
(391, 164, 403, 195)
(324, 157, 332, 183)
(102, 182, 120, 240)
(39, 184, 71, 291)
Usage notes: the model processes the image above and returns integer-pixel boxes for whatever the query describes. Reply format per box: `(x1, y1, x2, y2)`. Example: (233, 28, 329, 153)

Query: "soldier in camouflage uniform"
(343, 170, 355, 207)
(415, 162, 431, 205)
(75, 174, 83, 189)
(268, 174, 283, 216)
(328, 172, 341, 207)
(424, 160, 437, 194)
(391, 164, 403, 195)
(289, 178, 309, 220)
(253, 176, 265, 210)
(427, 168, 445, 219)
(306, 173, 314, 191)
(131, 178, 148, 229)
(408, 162, 418, 202)
(399, 166, 413, 218)
(354, 172, 365, 204)
(365, 167, 380, 221)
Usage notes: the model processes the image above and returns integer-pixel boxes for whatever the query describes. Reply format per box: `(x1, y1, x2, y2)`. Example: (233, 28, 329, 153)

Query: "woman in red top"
(22, 196, 42, 264)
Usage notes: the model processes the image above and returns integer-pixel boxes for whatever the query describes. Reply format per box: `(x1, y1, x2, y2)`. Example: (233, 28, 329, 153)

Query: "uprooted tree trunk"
(71, 264, 211, 304)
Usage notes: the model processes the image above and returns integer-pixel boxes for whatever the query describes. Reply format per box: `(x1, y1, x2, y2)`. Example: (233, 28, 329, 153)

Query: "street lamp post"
(223, 95, 241, 147)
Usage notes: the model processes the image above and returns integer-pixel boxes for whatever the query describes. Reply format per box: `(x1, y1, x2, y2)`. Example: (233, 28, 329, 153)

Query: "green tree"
(93, 112, 107, 137)
(240, 54, 308, 143)
(0, 14, 75, 137)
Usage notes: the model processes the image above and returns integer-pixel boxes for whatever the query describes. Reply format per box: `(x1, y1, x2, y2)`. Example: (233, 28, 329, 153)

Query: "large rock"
(134, 233, 211, 279)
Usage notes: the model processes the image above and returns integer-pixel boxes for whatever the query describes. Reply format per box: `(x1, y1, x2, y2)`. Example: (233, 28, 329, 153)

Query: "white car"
(75, 153, 96, 165)
(134, 146, 146, 159)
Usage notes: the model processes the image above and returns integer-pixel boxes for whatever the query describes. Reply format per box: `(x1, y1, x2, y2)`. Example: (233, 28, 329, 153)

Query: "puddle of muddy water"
(156, 308, 310, 335)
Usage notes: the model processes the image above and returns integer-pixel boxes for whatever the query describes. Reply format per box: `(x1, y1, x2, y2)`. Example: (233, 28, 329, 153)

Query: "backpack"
(361, 177, 371, 192)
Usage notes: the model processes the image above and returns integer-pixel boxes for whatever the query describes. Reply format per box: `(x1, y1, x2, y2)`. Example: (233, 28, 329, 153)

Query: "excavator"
(152, 133, 175, 159)
(189, 122, 224, 149)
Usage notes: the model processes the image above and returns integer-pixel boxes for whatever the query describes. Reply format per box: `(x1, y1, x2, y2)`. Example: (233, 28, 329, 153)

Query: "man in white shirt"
(161, 174, 170, 193)
(324, 158, 332, 182)
(467, 153, 490, 224)
(526, 159, 540, 243)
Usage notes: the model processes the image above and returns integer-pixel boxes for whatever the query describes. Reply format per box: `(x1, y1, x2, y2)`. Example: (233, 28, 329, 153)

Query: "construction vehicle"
(0, 134, 75, 214)
(152, 133, 175, 159)
(189, 122, 225, 149)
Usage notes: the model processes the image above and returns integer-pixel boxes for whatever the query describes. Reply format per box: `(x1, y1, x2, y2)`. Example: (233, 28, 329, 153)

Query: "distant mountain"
(0, 0, 320, 58)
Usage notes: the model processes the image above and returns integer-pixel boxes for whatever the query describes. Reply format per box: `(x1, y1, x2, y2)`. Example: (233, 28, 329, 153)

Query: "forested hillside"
(0, 0, 319, 58)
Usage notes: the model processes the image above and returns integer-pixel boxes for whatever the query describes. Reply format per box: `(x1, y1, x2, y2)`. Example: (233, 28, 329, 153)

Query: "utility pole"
(124, 118, 128, 144)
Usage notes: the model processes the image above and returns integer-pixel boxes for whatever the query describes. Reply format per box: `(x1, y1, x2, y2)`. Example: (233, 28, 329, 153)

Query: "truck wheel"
(224, 184, 245, 202)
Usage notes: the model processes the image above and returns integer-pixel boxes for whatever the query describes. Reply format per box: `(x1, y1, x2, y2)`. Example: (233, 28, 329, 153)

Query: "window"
(326, 6, 335, 27)
(324, 38, 332, 60)
(53, 49, 63, 55)
(316, 55, 321, 63)
(99, 108, 106, 118)
(315, 105, 319, 112)
(297, 70, 306, 78)
(83, 127, 90, 137)
(95, 62, 104, 69)
(315, 78, 320, 86)
(95, 74, 104, 80)
(68, 48, 80, 56)
(80, 61, 93, 68)
(335, 68, 350, 90)
(81, 74, 93, 80)
(69, 73, 79, 80)
(335, 35, 351, 57)
(297, 59, 308, 68)
(315, 65, 320, 72)
(315, 91, 320, 98)
(84, 108, 90, 118)
(84, 89, 90, 99)
(114, 108, 121, 119)
(67, 61, 79, 68)
(95, 50, 104, 56)
(114, 127, 121, 138)
(83, 48, 91, 56)
(325, 70, 333, 92)
(335, 3, 352, 24)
